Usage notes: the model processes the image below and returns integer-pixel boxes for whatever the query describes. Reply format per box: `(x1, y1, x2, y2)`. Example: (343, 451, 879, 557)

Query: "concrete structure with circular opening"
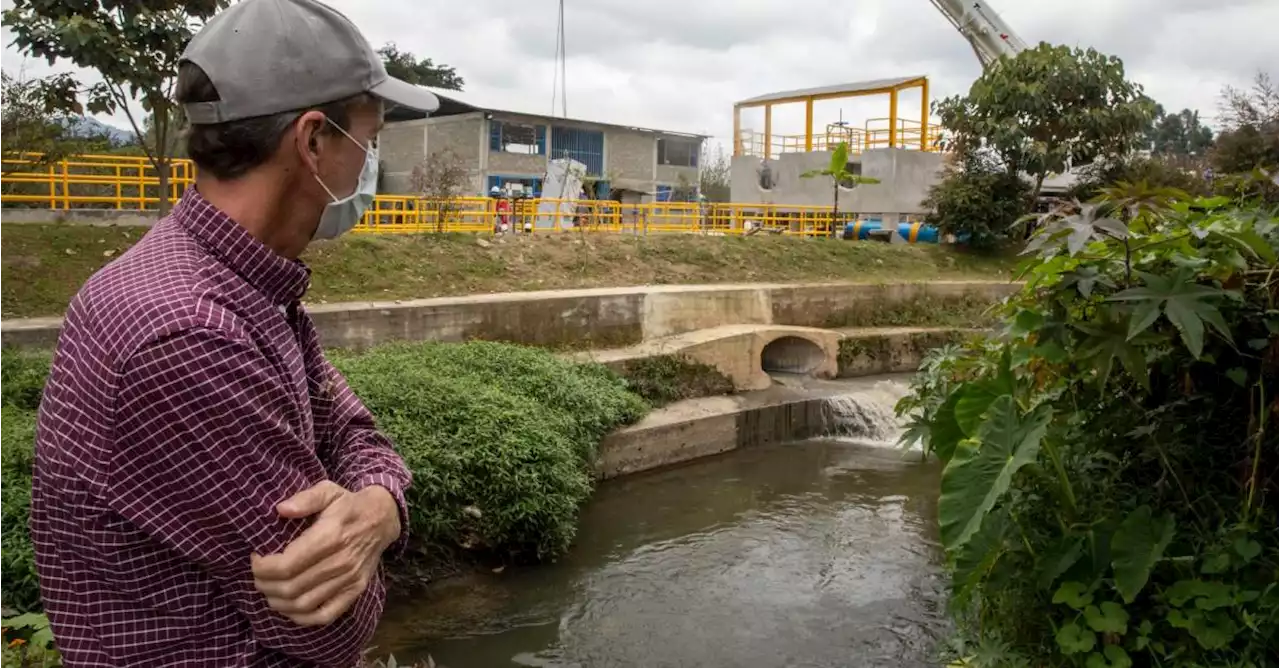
(760, 335, 827, 374)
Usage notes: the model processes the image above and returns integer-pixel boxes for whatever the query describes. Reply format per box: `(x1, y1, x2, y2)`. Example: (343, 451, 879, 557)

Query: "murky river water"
(372, 430, 947, 667)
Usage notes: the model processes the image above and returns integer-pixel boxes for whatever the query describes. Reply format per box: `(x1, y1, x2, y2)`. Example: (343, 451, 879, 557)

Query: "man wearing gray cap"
(28, 1, 438, 666)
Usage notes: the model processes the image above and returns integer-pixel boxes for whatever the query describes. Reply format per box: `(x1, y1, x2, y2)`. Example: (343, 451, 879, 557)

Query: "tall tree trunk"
(832, 180, 840, 238)
(157, 156, 172, 215)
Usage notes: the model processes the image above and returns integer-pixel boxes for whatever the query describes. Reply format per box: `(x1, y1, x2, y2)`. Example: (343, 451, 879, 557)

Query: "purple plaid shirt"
(30, 190, 412, 668)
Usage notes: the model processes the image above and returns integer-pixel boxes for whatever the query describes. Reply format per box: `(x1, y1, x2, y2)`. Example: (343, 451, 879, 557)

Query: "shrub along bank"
(897, 190, 1278, 665)
(1, 341, 650, 618)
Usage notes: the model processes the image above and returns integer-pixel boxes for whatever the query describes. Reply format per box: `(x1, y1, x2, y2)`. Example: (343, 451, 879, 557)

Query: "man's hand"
(251, 481, 401, 627)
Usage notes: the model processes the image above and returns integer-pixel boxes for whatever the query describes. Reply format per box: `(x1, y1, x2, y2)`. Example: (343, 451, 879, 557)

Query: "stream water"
(371, 378, 947, 667)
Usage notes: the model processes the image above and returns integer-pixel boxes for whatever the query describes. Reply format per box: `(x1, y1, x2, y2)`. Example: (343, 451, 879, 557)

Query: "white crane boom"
(929, 0, 1027, 67)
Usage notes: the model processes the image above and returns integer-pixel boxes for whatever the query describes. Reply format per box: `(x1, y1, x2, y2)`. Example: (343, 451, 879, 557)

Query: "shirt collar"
(173, 188, 311, 306)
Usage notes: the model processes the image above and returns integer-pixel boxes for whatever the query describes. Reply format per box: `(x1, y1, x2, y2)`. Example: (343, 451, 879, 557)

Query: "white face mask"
(312, 120, 379, 240)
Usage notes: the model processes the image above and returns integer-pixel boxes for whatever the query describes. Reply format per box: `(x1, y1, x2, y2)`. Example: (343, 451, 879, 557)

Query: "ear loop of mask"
(313, 118, 374, 202)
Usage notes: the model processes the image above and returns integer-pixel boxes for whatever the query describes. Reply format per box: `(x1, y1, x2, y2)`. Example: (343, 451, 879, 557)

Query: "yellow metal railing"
(737, 118, 944, 160)
(0, 153, 854, 237)
(357, 196, 842, 237)
(1, 153, 196, 209)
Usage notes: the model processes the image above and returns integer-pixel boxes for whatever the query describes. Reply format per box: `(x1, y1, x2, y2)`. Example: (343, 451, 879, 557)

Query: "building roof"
(734, 75, 927, 107)
(387, 87, 708, 139)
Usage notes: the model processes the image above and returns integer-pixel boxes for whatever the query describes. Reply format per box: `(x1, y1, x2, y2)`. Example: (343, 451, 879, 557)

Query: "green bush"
(2, 406, 39, 613)
(619, 355, 734, 406)
(2, 348, 52, 612)
(921, 155, 1031, 250)
(332, 341, 648, 560)
(1, 348, 51, 411)
(897, 190, 1278, 666)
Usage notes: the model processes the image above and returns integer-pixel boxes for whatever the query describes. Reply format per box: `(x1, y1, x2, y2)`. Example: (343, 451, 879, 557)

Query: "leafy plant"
(922, 150, 1032, 249)
(1, 612, 59, 667)
(619, 354, 734, 406)
(1, 347, 50, 615)
(897, 188, 1278, 666)
(800, 142, 880, 236)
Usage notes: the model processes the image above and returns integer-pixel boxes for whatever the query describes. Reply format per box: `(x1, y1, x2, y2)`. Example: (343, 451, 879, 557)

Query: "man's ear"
(294, 110, 328, 175)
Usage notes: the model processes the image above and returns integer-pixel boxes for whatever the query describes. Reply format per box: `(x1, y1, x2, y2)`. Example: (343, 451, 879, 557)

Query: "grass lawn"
(1, 224, 1016, 318)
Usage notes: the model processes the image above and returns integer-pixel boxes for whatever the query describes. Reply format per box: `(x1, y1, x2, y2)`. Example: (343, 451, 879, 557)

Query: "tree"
(935, 43, 1154, 203)
(378, 43, 464, 92)
(2, 0, 226, 213)
(410, 148, 471, 232)
(1212, 72, 1279, 175)
(1, 71, 110, 172)
(1144, 105, 1214, 160)
(144, 106, 187, 160)
(800, 142, 880, 236)
(699, 144, 731, 202)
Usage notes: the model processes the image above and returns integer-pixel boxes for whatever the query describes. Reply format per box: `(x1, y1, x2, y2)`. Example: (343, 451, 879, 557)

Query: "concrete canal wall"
(0, 280, 1015, 349)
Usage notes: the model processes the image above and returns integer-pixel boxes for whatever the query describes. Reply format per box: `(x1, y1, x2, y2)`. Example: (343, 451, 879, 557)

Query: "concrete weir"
(595, 374, 914, 479)
(0, 280, 1015, 349)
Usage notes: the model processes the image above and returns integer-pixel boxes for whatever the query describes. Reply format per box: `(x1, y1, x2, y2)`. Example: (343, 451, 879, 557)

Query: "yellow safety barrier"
(1, 153, 196, 210)
(355, 198, 841, 237)
(0, 152, 854, 237)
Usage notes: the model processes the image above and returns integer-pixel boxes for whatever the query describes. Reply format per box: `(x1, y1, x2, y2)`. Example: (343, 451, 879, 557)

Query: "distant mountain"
(62, 116, 134, 146)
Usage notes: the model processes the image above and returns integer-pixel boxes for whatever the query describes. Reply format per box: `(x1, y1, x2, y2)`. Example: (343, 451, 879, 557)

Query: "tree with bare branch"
(410, 149, 471, 233)
(1212, 72, 1279, 175)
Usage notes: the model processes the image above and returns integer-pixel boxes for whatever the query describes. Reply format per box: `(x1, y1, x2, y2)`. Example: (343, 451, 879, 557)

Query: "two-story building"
(380, 91, 706, 203)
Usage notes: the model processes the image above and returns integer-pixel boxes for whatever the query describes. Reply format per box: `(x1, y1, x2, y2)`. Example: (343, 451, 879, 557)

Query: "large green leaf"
(829, 142, 849, 173)
(1074, 312, 1152, 389)
(952, 350, 1015, 436)
(1083, 601, 1129, 634)
(928, 390, 966, 463)
(938, 397, 1053, 551)
(1038, 536, 1085, 589)
(953, 384, 1001, 437)
(951, 508, 1010, 594)
(1110, 505, 1175, 603)
(1108, 269, 1233, 357)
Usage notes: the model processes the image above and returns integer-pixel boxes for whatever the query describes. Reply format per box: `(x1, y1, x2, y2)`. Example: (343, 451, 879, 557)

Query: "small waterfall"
(819, 380, 910, 446)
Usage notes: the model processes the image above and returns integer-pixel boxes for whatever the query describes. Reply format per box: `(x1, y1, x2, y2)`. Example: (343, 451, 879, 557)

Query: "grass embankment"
(1, 225, 1015, 318)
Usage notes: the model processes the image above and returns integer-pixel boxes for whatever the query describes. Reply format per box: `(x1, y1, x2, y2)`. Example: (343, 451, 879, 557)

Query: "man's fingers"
(252, 520, 339, 582)
(281, 584, 365, 627)
(255, 549, 354, 600)
(276, 480, 344, 519)
(262, 562, 357, 615)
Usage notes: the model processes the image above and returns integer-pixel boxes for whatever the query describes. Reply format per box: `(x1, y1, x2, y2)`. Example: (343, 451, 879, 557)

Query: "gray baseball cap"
(180, 0, 439, 124)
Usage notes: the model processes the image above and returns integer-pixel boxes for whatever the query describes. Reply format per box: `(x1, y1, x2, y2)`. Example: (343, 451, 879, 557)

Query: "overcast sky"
(3, 0, 1278, 150)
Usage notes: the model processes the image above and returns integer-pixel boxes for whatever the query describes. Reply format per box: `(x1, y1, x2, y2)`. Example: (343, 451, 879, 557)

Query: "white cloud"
(3, 0, 1277, 150)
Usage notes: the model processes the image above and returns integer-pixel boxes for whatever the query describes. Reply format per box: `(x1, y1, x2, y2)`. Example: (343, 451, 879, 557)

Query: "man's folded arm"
(314, 354, 412, 551)
(108, 327, 383, 668)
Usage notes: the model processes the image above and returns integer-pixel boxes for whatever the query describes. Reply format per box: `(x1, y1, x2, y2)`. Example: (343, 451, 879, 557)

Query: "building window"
(490, 121, 546, 155)
(550, 126, 605, 176)
(657, 138, 699, 168)
(487, 175, 543, 197)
